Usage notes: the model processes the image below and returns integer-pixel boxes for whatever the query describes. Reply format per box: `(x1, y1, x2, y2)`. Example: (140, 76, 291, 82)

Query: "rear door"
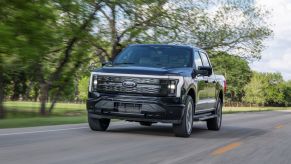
(199, 52, 216, 110)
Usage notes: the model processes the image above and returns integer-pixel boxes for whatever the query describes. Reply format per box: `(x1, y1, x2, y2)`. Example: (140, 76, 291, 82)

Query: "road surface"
(1, 110, 291, 164)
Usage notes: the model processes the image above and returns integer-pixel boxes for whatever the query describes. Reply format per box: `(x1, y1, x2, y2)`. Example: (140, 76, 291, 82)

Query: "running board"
(193, 113, 217, 121)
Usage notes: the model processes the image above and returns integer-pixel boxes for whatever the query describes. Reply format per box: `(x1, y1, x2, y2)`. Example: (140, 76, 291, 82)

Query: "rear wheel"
(173, 96, 193, 137)
(139, 122, 152, 126)
(207, 99, 222, 130)
(88, 116, 110, 131)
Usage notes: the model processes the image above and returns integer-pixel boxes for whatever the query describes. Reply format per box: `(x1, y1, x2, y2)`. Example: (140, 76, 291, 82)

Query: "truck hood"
(93, 65, 191, 76)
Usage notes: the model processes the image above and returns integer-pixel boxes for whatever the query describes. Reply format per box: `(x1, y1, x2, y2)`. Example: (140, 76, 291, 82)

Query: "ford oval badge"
(122, 81, 137, 88)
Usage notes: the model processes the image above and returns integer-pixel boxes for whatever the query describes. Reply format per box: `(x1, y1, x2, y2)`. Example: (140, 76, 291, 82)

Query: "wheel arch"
(186, 86, 197, 112)
(218, 89, 223, 104)
(187, 88, 196, 104)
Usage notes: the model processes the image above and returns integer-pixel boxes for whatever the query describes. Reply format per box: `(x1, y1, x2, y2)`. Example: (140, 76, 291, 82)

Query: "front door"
(193, 51, 209, 111)
(199, 52, 216, 110)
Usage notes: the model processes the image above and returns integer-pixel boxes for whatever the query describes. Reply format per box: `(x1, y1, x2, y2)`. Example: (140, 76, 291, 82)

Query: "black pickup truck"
(87, 44, 225, 137)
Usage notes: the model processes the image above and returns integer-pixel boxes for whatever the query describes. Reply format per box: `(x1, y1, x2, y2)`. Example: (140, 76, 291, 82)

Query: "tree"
(210, 52, 252, 101)
(0, 0, 274, 116)
(89, 0, 272, 63)
(78, 76, 90, 101)
(167, 0, 272, 60)
(0, 63, 5, 118)
(243, 72, 265, 105)
(0, 0, 103, 115)
(93, 0, 174, 60)
(282, 81, 291, 106)
(0, 0, 58, 117)
(37, 0, 103, 114)
(244, 72, 286, 106)
(264, 73, 285, 105)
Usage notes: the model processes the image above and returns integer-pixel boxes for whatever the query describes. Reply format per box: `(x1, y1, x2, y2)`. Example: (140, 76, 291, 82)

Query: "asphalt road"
(1, 111, 291, 164)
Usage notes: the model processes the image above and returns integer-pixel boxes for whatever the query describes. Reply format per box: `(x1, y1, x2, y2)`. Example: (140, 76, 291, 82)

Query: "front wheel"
(207, 99, 222, 131)
(88, 116, 110, 131)
(173, 96, 194, 137)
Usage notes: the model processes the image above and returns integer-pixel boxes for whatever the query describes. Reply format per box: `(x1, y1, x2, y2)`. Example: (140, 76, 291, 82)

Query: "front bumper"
(87, 93, 185, 123)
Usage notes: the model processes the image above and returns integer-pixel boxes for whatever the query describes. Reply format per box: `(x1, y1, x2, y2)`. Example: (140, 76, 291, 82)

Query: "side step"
(193, 113, 217, 121)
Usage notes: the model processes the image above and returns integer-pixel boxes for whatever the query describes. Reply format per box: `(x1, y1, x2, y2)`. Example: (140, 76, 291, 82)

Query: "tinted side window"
(200, 52, 210, 67)
(194, 51, 203, 69)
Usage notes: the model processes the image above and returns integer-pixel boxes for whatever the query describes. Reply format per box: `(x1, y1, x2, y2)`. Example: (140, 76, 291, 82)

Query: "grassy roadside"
(1, 101, 87, 129)
(223, 106, 291, 113)
(3, 101, 86, 118)
(0, 116, 87, 129)
(0, 101, 291, 129)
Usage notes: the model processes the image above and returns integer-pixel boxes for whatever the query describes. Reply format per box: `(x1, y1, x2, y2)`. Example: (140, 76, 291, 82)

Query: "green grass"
(223, 106, 291, 113)
(0, 116, 87, 129)
(1, 101, 87, 129)
(1, 101, 291, 129)
(4, 101, 86, 118)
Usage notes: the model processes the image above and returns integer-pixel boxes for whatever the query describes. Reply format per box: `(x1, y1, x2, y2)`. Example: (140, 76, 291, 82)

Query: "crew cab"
(87, 44, 225, 137)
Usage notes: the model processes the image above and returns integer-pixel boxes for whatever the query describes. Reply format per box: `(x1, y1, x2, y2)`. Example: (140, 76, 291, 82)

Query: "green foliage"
(0, 0, 102, 114)
(169, 0, 272, 60)
(282, 81, 291, 106)
(78, 76, 89, 101)
(1, 101, 86, 128)
(210, 52, 252, 101)
(243, 72, 287, 106)
(0, 0, 278, 115)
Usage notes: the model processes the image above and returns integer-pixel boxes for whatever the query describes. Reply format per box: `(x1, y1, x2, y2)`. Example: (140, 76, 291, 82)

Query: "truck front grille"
(97, 76, 160, 84)
(96, 75, 168, 95)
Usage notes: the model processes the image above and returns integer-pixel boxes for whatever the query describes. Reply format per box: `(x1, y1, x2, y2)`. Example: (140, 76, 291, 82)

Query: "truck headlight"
(92, 75, 98, 91)
(168, 80, 177, 95)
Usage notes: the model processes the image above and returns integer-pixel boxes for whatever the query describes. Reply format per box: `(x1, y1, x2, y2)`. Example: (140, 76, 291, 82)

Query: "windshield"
(113, 45, 193, 68)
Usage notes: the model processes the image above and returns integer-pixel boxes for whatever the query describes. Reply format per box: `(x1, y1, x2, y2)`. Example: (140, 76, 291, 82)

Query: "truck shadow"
(106, 124, 268, 138)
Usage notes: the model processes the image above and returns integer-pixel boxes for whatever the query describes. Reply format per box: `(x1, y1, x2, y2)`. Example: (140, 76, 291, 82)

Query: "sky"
(251, 0, 291, 80)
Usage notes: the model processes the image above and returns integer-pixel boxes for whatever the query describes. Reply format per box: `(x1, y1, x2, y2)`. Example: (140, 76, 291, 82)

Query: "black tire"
(207, 98, 222, 131)
(139, 122, 152, 126)
(173, 96, 194, 137)
(88, 116, 110, 131)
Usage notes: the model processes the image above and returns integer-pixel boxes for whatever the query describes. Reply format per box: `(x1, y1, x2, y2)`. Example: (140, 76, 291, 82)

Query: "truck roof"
(128, 44, 204, 52)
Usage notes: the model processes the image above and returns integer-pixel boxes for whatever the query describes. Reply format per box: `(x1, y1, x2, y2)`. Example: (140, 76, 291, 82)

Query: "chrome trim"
(88, 73, 93, 92)
(89, 72, 184, 97)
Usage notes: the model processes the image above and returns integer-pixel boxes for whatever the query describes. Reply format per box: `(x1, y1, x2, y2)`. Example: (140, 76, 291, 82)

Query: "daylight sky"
(252, 0, 291, 80)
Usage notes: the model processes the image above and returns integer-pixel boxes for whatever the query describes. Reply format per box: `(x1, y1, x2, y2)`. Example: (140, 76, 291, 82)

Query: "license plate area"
(115, 102, 142, 113)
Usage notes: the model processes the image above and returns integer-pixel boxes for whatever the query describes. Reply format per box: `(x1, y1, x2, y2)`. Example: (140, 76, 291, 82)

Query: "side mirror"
(102, 61, 112, 67)
(193, 66, 212, 77)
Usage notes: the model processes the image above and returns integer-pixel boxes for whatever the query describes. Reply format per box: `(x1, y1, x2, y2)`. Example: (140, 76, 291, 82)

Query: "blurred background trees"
(244, 72, 290, 106)
(1, 0, 290, 118)
(210, 52, 252, 102)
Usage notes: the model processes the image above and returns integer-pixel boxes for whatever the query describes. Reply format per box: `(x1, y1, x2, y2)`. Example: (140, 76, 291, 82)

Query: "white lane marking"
(0, 121, 130, 137)
(0, 127, 88, 137)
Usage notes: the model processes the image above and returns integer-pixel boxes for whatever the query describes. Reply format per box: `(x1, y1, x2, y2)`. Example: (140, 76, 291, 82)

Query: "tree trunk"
(39, 83, 49, 115)
(21, 73, 28, 100)
(48, 98, 58, 114)
(11, 80, 20, 101)
(48, 90, 60, 113)
(0, 71, 5, 119)
(33, 84, 39, 102)
(0, 88, 4, 119)
(109, 4, 120, 60)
